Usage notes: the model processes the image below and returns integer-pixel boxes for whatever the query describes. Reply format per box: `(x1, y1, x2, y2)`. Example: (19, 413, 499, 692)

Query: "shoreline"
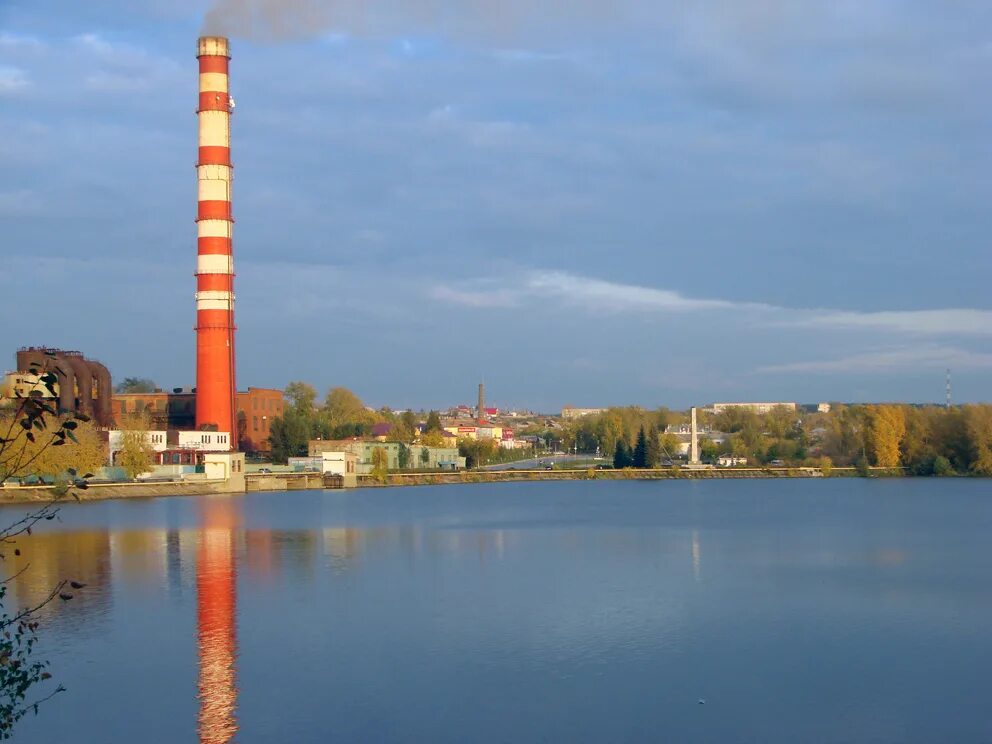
(0, 466, 913, 504)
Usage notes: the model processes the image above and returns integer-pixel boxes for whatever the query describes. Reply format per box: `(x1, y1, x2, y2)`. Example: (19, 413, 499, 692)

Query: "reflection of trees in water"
(7, 531, 113, 634)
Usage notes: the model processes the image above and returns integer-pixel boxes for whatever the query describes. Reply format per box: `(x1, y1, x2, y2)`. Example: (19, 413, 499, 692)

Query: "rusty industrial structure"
(14, 347, 114, 428)
(195, 36, 238, 449)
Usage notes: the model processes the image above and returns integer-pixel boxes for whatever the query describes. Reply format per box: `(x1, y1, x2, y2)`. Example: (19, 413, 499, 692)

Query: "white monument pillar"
(690, 407, 700, 465)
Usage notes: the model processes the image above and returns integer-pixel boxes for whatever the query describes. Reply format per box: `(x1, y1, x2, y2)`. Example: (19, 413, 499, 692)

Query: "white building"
(107, 430, 169, 465)
(561, 407, 606, 419)
(710, 402, 796, 415)
(174, 431, 231, 450)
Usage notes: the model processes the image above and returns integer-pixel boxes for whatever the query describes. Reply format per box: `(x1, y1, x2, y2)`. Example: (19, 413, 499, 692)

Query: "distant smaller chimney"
(478, 383, 485, 423)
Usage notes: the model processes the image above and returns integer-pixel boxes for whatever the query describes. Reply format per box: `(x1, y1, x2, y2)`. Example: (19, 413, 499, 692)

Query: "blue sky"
(1, 0, 990, 411)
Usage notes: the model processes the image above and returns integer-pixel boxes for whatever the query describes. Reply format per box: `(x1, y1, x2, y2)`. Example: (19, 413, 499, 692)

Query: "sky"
(1, 0, 990, 411)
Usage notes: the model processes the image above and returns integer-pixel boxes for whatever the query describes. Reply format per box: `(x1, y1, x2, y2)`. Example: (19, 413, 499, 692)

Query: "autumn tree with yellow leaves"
(866, 405, 907, 468)
(115, 412, 155, 480)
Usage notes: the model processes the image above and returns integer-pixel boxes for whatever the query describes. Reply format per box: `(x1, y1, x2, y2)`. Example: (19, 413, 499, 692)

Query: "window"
(253, 416, 258, 432)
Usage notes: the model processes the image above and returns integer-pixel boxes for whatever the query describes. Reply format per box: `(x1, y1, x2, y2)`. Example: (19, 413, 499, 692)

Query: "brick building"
(237, 387, 284, 454)
(112, 386, 284, 454)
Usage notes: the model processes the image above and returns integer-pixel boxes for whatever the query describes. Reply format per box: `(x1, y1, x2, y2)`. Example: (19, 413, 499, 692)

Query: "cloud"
(430, 271, 761, 314)
(0, 66, 29, 94)
(0, 32, 45, 52)
(792, 309, 992, 337)
(758, 346, 992, 374)
(71, 33, 180, 91)
(431, 270, 992, 338)
(429, 285, 521, 308)
(524, 271, 772, 313)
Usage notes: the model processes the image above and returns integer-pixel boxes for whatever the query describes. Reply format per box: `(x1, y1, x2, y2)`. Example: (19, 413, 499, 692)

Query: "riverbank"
(0, 479, 237, 504)
(0, 466, 908, 504)
(359, 466, 905, 487)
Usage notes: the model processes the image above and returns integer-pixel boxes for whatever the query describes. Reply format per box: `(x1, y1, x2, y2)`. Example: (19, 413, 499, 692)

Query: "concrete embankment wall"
(246, 473, 325, 491)
(360, 466, 901, 487)
(0, 467, 906, 504)
(0, 479, 236, 504)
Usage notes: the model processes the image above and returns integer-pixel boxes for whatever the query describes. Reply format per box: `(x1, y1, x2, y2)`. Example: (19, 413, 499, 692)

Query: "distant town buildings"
(561, 406, 607, 419)
(709, 402, 797, 415)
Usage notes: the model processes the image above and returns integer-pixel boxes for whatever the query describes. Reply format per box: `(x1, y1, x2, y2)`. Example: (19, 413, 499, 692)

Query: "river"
(4, 479, 992, 742)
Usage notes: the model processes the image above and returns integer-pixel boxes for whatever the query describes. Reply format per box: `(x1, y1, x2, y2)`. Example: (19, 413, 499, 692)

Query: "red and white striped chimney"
(195, 36, 237, 449)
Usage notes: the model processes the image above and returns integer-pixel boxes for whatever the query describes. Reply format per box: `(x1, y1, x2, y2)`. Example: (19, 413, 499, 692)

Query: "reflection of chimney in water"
(195, 36, 237, 449)
(197, 499, 239, 743)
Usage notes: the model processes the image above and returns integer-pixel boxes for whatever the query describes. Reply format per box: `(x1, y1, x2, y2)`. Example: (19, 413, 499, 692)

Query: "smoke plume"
(201, 0, 621, 42)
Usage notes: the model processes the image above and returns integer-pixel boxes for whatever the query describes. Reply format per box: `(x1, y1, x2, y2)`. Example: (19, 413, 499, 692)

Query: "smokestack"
(478, 383, 485, 423)
(195, 36, 237, 449)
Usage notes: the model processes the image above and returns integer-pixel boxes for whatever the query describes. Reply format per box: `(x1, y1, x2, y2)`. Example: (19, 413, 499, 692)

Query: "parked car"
(258, 467, 272, 474)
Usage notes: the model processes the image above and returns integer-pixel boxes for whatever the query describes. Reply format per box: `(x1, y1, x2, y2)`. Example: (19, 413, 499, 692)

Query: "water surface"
(5, 479, 992, 742)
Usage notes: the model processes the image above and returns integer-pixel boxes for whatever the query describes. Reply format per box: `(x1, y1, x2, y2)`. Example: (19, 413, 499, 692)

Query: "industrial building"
(4, 347, 114, 428)
(112, 387, 284, 454)
(308, 439, 465, 474)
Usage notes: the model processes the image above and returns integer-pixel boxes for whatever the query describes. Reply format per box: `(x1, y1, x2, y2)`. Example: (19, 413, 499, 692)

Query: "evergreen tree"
(425, 410, 443, 432)
(646, 426, 661, 467)
(633, 426, 648, 468)
(613, 440, 632, 469)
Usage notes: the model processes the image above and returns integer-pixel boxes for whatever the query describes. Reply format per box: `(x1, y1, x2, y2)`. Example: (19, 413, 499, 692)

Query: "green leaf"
(62, 421, 77, 431)
(66, 430, 78, 444)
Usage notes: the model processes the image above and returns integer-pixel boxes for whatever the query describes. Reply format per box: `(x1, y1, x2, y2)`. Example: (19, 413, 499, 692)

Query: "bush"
(855, 456, 870, 477)
(932, 455, 954, 477)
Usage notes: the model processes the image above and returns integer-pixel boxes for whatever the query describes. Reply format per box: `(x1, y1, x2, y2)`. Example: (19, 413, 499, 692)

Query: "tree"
(398, 443, 410, 469)
(613, 440, 632, 469)
(867, 405, 906, 468)
(17, 419, 104, 483)
(932, 455, 954, 477)
(658, 432, 681, 460)
(420, 430, 446, 448)
(116, 413, 155, 480)
(370, 447, 389, 483)
(458, 439, 499, 468)
(425, 410, 442, 433)
(0, 355, 89, 737)
(420, 447, 431, 467)
(632, 427, 648, 468)
(324, 387, 370, 429)
(268, 409, 311, 464)
(113, 377, 156, 394)
(964, 405, 992, 476)
(284, 381, 317, 416)
(645, 426, 661, 468)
